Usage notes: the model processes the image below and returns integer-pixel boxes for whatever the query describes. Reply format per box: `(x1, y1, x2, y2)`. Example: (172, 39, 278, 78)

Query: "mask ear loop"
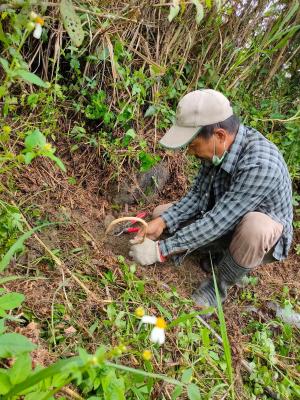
(213, 135, 216, 158)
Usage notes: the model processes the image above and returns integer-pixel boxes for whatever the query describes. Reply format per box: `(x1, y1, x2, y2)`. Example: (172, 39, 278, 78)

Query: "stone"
(109, 161, 170, 205)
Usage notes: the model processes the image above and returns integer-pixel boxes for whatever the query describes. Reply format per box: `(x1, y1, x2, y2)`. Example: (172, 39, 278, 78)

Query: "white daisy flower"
(33, 23, 42, 39)
(141, 315, 167, 345)
(29, 15, 44, 40)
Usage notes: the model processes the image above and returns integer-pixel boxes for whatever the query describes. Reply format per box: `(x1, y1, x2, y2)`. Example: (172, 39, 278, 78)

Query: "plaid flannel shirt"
(159, 124, 293, 265)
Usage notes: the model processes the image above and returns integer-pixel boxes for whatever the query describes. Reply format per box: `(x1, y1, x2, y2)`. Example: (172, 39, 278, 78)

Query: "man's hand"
(129, 238, 165, 266)
(146, 217, 167, 240)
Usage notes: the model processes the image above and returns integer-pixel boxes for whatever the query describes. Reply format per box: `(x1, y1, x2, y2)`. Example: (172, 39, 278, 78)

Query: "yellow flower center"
(2, 125, 11, 134)
(142, 349, 152, 361)
(43, 143, 52, 151)
(35, 17, 44, 26)
(155, 317, 166, 329)
(134, 306, 145, 318)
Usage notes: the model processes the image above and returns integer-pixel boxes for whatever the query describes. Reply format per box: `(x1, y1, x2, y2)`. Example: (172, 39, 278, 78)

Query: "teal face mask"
(212, 136, 227, 166)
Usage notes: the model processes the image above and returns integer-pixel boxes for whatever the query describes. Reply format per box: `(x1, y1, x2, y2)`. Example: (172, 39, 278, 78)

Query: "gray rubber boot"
(199, 251, 224, 273)
(192, 250, 249, 307)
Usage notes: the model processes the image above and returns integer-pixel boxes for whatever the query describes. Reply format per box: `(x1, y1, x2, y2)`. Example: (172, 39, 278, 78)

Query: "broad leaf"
(168, 3, 180, 22)
(60, 0, 85, 47)
(187, 383, 201, 400)
(24, 151, 36, 164)
(0, 370, 11, 394)
(10, 353, 32, 385)
(181, 368, 193, 384)
(145, 105, 157, 117)
(0, 292, 24, 311)
(101, 369, 125, 400)
(124, 128, 136, 140)
(0, 57, 9, 73)
(24, 129, 46, 151)
(45, 152, 67, 172)
(0, 85, 7, 98)
(123, 128, 136, 146)
(0, 333, 36, 358)
(171, 386, 183, 400)
(0, 21, 9, 46)
(0, 319, 5, 334)
(192, 1, 204, 25)
(14, 70, 49, 88)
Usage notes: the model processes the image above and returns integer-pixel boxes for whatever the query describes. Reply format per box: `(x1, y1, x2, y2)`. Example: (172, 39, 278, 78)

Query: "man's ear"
(214, 128, 227, 142)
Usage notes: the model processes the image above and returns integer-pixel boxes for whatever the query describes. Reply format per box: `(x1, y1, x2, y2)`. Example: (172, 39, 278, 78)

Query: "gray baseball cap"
(159, 89, 233, 149)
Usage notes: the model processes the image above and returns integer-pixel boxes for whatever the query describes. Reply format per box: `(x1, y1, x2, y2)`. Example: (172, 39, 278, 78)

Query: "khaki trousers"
(152, 204, 283, 268)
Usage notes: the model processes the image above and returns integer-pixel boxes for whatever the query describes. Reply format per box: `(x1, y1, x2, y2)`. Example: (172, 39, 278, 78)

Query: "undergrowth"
(0, 1, 299, 399)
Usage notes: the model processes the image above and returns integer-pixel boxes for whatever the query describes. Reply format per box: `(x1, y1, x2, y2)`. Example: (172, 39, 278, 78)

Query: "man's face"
(187, 129, 230, 161)
(187, 134, 215, 160)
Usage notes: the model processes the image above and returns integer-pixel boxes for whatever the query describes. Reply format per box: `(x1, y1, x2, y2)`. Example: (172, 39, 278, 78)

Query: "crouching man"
(129, 89, 293, 308)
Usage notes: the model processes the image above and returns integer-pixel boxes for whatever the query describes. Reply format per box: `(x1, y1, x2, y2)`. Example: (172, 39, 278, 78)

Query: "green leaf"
(14, 70, 49, 88)
(24, 129, 46, 151)
(187, 383, 201, 400)
(192, 1, 204, 24)
(4, 357, 81, 397)
(0, 293, 24, 311)
(24, 391, 52, 400)
(124, 128, 136, 140)
(144, 105, 157, 117)
(99, 47, 109, 61)
(150, 64, 166, 76)
(171, 386, 183, 399)
(205, 0, 212, 9)
(214, 0, 222, 11)
(0, 333, 36, 358)
(60, 0, 85, 47)
(45, 153, 67, 172)
(10, 353, 32, 385)
(139, 152, 160, 172)
(0, 85, 7, 98)
(212, 267, 233, 385)
(0, 222, 52, 272)
(168, 4, 180, 22)
(0, 22, 9, 46)
(0, 57, 9, 73)
(0, 319, 5, 334)
(0, 369, 11, 395)
(24, 151, 36, 164)
(123, 128, 136, 146)
(101, 369, 125, 400)
(181, 368, 193, 384)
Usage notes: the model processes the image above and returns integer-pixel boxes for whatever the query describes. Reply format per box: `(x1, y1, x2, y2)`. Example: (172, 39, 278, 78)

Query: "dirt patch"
(105, 230, 207, 298)
(3, 155, 300, 377)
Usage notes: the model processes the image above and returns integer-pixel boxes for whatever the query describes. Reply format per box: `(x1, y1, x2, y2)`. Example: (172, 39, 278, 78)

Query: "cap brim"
(159, 125, 201, 149)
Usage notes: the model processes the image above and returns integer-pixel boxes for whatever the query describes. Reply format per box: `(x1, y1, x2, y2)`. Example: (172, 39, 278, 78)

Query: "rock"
(109, 161, 170, 205)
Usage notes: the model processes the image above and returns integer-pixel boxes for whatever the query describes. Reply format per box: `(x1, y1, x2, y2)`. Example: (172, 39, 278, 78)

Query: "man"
(129, 89, 293, 308)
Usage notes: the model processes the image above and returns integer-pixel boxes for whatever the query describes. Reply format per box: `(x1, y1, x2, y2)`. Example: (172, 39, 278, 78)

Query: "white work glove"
(129, 238, 165, 266)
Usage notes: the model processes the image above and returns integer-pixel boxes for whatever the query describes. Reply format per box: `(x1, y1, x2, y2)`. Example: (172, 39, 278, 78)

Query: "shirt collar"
(221, 124, 246, 174)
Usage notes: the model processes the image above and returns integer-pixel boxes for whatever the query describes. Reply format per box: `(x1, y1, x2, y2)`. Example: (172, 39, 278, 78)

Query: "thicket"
(0, 0, 299, 399)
